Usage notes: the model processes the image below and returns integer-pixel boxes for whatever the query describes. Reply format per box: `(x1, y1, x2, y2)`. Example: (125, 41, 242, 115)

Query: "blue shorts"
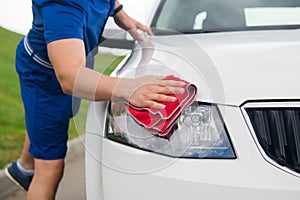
(16, 38, 77, 160)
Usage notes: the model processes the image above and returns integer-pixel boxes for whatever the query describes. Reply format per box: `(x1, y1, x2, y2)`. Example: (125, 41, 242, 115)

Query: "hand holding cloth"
(126, 75, 197, 138)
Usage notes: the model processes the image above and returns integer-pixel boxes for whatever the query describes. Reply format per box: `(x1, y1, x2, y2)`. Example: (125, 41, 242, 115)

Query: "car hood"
(119, 29, 300, 106)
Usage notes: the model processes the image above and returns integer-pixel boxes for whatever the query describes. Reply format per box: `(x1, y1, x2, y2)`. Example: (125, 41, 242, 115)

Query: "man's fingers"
(127, 75, 188, 110)
(140, 25, 153, 36)
(129, 29, 144, 41)
(147, 101, 166, 110)
(152, 85, 185, 95)
(147, 93, 177, 102)
(159, 79, 186, 87)
(136, 22, 154, 36)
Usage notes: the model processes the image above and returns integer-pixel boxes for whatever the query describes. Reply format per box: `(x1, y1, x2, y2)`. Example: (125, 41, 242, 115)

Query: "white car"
(84, 0, 300, 199)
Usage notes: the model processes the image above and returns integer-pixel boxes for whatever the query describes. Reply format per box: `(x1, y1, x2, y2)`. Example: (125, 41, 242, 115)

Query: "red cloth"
(126, 75, 197, 138)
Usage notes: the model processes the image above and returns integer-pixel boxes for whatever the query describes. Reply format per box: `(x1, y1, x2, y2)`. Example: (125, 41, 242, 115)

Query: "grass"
(0, 27, 24, 168)
(0, 26, 124, 169)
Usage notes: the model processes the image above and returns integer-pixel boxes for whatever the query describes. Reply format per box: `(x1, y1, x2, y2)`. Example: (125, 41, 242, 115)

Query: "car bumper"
(85, 102, 300, 200)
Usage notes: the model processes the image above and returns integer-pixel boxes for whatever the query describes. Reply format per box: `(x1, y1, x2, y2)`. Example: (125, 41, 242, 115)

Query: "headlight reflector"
(106, 101, 235, 159)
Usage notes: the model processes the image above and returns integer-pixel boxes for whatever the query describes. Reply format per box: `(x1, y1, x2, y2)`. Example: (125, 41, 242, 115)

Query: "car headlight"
(106, 101, 235, 159)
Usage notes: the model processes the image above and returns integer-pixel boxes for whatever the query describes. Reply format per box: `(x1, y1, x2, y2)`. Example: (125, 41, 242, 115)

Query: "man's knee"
(34, 159, 65, 183)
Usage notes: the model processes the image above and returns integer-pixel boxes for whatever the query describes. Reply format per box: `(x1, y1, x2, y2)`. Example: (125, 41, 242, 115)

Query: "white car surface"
(85, 0, 300, 199)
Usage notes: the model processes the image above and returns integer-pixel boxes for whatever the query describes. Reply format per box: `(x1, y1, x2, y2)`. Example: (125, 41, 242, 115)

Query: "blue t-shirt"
(27, 0, 116, 64)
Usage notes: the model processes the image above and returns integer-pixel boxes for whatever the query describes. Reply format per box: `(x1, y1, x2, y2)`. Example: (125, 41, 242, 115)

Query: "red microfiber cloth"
(126, 75, 197, 138)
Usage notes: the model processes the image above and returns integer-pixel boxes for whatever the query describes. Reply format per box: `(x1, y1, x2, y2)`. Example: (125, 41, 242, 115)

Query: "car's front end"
(85, 0, 300, 199)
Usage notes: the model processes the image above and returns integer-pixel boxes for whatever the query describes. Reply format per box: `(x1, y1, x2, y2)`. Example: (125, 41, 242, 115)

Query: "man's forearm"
(72, 67, 131, 101)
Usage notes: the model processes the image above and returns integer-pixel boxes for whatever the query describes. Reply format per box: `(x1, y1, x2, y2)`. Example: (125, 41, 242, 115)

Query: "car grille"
(245, 106, 300, 174)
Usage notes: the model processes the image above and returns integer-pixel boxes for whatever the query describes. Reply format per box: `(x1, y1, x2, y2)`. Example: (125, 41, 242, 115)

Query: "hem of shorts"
(29, 149, 67, 160)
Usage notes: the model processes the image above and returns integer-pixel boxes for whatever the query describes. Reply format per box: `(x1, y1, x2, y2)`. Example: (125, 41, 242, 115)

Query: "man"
(5, 0, 184, 199)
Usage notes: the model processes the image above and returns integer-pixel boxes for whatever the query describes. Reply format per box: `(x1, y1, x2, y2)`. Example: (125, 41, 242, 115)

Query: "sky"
(0, 0, 32, 35)
(0, 0, 156, 35)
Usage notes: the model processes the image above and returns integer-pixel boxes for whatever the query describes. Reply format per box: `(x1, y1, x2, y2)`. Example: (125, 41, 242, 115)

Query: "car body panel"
(197, 30, 300, 105)
(116, 30, 300, 106)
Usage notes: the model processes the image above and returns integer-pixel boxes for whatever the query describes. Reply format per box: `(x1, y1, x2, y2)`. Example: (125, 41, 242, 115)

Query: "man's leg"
(27, 159, 65, 200)
(14, 38, 74, 198)
(5, 133, 34, 191)
(19, 133, 34, 170)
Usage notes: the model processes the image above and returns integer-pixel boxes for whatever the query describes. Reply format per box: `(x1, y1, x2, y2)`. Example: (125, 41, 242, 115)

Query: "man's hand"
(113, 3, 153, 41)
(114, 76, 185, 109)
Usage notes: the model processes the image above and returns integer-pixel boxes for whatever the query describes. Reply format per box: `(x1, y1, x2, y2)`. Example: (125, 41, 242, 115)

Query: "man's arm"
(47, 38, 184, 109)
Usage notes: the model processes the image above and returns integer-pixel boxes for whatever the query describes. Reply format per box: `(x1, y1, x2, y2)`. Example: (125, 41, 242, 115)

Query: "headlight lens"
(106, 101, 235, 159)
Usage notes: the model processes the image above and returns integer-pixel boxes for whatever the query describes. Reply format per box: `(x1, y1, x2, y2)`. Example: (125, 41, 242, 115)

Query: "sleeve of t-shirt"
(40, 3, 85, 44)
(109, 0, 117, 16)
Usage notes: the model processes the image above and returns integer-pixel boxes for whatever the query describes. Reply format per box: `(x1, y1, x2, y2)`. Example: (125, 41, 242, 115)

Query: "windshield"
(151, 0, 300, 34)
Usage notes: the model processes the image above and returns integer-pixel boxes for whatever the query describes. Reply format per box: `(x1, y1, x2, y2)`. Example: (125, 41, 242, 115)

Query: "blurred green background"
(0, 27, 25, 168)
(0, 27, 124, 169)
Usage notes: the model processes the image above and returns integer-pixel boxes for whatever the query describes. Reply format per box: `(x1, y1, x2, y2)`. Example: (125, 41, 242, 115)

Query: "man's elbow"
(53, 63, 80, 95)
(56, 75, 75, 95)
